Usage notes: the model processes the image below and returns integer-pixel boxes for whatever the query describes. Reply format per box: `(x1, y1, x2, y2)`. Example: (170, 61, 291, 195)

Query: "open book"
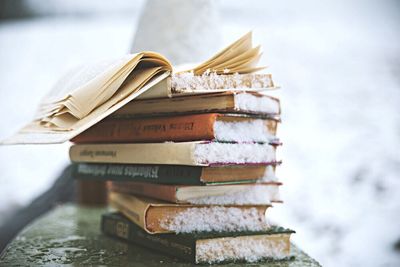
(2, 32, 274, 144)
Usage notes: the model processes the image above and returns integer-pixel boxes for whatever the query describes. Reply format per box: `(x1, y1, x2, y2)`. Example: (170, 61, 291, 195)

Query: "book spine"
(72, 163, 204, 185)
(109, 192, 149, 230)
(101, 213, 195, 262)
(71, 113, 217, 143)
(110, 181, 179, 203)
(69, 142, 198, 166)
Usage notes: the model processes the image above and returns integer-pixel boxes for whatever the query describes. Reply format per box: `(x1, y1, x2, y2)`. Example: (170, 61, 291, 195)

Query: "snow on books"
(109, 192, 273, 234)
(109, 181, 281, 205)
(171, 72, 275, 94)
(2, 32, 277, 145)
(101, 212, 294, 264)
(69, 141, 277, 166)
(71, 113, 280, 144)
(1, 29, 302, 265)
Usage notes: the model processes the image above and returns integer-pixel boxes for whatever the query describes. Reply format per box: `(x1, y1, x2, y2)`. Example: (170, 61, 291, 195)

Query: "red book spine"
(72, 113, 218, 143)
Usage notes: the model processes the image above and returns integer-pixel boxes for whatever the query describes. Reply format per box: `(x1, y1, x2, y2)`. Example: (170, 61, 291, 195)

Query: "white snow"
(234, 93, 280, 114)
(171, 72, 273, 92)
(260, 165, 279, 182)
(0, 10, 135, 226)
(0, 1, 399, 266)
(159, 206, 270, 233)
(186, 184, 280, 205)
(194, 142, 275, 165)
(213, 117, 276, 142)
(196, 234, 289, 263)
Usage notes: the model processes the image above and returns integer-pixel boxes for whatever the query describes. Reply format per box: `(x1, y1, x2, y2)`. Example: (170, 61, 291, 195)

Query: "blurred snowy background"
(0, 0, 399, 266)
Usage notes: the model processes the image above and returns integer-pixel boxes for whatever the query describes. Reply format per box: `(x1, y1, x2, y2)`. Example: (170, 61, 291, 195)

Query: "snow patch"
(234, 93, 279, 114)
(214, 118, 276, 142)
(171, 72, 273, 93)
(186, 184, 280, 205)
(194, 142, 276, 165)
(196, 235, 288, 263)
(159, 206, 270, 233)
(261, 165, 279, 182)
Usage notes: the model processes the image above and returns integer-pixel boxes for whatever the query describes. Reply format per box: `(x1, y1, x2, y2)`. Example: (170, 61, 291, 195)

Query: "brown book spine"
(72, 113, 218, 143)
(110, 181, 179, 202)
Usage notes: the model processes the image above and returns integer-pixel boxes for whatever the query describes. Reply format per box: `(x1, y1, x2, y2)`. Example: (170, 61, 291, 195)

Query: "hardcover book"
(109, 181, 281, 205)
(71, 113, 279, 143)
(2, 32, 276, 145)
(73, 162, 279, 185)
(111, 91, 280, 118)
(69, 141, 277, 166)
(171, 72, 275, 96)
(109, 192, 271, 234)
(101, 212, 295, 264)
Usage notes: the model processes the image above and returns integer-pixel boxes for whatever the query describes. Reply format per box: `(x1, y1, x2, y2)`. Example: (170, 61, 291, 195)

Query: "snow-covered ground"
(0, 0, 399, 266)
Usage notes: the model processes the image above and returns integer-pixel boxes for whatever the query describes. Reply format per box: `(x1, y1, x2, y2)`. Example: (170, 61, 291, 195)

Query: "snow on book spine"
(110, 181, 281, 205)
(69, 142, 277, 166)
(72, 113, 278, 144)
(171, 73, 274, 93)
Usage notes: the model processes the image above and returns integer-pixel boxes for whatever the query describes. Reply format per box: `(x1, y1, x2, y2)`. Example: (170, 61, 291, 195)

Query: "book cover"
(101, 212, 295, 264)
(109, 181, 281, 205)
(109, 192, 271, 234)
(73, 163, 279, 185)
(112, 91, 281, 118)
(71, 113, 279, 144)
(69, 141, 277, 166)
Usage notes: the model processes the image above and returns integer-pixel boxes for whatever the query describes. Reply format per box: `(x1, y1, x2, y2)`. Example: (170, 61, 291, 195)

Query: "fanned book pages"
(179, 32, 265, 75)
(2, 31, 277, 144)
(37, 53, 171, 130)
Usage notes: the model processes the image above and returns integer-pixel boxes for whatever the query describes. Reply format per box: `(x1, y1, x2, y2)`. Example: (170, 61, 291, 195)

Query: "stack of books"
(70, 72, 295, 264)
(3, 31, 300, 264)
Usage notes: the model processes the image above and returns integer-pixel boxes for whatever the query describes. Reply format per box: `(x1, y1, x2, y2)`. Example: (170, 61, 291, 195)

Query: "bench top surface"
(0, 204, 321, 266)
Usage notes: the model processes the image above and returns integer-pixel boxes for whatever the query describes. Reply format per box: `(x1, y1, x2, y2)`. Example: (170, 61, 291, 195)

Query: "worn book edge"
(1, 73, 170, 144)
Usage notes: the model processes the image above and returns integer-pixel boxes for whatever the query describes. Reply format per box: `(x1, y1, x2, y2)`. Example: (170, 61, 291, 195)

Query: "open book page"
(2, 31, 275, 144)
(3, 72, 170, 144)
(36, 55, 137, 116)
(180, 31, 265, 75)
(38, 52, 171, 130)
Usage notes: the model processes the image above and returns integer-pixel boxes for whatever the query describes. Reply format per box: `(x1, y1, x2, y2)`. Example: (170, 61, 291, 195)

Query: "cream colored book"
(2, 32, 275, 145)
(69, 141, 277, 166)
(112, 91, 280, 118)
